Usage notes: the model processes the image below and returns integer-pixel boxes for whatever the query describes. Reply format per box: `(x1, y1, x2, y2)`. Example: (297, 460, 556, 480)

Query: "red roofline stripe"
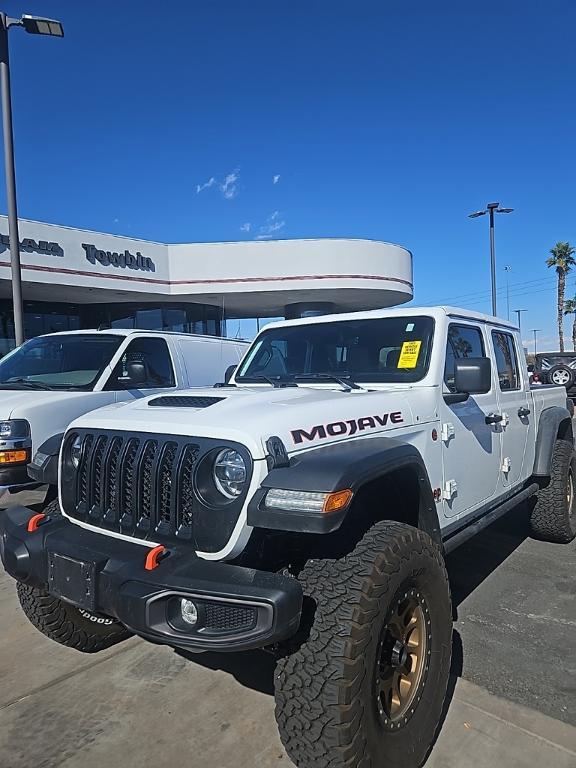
(0, 260, 413, 289)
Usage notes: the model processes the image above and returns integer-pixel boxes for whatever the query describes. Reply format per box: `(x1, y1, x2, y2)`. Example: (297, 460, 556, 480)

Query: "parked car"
(1, 305, 573, 768)
(0, 329, 248, 509)
(533, 351, 576, 391)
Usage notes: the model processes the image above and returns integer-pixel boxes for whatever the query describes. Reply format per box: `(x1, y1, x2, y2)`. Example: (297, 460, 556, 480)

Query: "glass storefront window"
(0, 299, 224, 358)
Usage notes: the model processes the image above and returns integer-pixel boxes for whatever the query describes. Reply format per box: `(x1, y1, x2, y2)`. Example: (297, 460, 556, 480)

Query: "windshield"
(0, 334, 124, 390)
(236, 316, 434, 384)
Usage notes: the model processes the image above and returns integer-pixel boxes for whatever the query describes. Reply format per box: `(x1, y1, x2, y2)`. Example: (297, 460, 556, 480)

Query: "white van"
(0, 329, 248, 508)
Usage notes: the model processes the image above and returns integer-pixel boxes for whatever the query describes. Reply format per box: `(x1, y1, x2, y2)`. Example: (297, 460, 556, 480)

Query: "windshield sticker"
(405, 323, 415, 332)
(398, 340, 422, 369)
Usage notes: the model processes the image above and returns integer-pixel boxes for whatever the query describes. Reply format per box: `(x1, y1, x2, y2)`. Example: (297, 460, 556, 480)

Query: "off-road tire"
(274, 521, 452, 768)
(530, 437, 576, 543)
(17, 503, 131, 653)
(17, 582, 131, 653)
(39, 498, 62, 518)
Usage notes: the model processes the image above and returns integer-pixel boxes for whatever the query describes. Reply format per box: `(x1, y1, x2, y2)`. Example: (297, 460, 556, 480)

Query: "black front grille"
(148, 396, 224, 408)
(68, 432, 201, 543)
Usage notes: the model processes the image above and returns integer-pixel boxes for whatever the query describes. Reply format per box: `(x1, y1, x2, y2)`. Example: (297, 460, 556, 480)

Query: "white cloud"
(240, 222, 251, 232)
(196, 177, 217, 194)
(272, 174, 281, 185)
(196, 169, 240, 199)
(255, 210, 286, 240)
(221, 170, 240, 199)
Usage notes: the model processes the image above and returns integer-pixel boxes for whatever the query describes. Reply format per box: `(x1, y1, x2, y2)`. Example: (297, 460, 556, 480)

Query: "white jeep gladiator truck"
(0, 329, 247, 509)
(1, 306, 573, 768)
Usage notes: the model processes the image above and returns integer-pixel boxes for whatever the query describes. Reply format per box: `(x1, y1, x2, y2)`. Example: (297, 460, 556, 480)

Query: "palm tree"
(547, 241, 576, 351)
(564, 297, 576, 351)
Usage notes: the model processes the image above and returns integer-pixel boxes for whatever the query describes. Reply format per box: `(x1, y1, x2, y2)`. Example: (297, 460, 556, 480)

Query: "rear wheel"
(530, 437, 576, 543)
(274, 521, 452, 768)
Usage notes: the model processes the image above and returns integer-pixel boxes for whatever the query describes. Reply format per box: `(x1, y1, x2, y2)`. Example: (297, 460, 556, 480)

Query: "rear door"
(490, 330, 531, 487)
(441, 323, 501, 517)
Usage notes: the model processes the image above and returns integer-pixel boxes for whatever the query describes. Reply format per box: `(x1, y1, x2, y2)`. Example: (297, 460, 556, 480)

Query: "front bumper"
(0, 506, 303, 652)
(0, 465, 42, 509)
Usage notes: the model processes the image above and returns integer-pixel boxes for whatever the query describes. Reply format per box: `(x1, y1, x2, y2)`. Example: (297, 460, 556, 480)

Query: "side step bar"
(443, 483, 539, 554)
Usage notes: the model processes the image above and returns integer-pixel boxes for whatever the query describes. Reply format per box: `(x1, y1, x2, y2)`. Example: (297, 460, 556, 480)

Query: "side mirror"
(120, 360, 147, 386)
(224, 364, 237, 383)
(454, 357, 492, 395)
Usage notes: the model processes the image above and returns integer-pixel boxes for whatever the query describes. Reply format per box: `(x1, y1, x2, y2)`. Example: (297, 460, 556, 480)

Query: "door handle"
(485, 413, 503, 425)
(518, 407, 531, 418)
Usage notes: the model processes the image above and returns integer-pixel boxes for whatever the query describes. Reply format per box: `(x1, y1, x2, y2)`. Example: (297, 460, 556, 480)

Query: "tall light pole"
(0, 12, 64, 347)
(531, 328, 541, 357)
(504, 265, 512, 320)
(514, 308, 527, 335)
(468, 202, 514, 317)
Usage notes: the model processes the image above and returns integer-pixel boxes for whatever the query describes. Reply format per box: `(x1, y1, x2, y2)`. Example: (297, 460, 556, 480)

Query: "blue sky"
(1, 0, 575, 347)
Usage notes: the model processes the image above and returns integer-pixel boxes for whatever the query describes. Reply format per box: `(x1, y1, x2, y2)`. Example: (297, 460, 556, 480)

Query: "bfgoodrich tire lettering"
(274, 521, 452, 768)
(17, 583, 131, 653)
(530, 437, 576, 543)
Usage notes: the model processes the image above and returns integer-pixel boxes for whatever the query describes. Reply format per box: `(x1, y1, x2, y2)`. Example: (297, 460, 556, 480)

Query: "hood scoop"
(148, 395, 225, 408)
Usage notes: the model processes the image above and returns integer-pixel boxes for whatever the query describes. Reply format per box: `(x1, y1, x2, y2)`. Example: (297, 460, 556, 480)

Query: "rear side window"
(492, 331, 521, 391)
(444, 324, 485, 392)
(105, 337, 175, 389)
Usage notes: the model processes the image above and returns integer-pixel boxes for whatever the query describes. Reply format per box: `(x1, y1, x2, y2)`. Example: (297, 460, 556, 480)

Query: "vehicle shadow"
(176, 502, 531, 705)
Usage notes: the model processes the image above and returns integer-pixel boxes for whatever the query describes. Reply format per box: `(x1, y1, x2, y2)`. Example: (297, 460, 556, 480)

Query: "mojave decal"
(291, 412, 404, 444)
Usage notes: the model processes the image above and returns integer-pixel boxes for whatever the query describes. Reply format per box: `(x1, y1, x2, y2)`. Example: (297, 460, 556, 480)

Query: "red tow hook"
(27, 513, 50, 533)
(144, 544, 169, 571)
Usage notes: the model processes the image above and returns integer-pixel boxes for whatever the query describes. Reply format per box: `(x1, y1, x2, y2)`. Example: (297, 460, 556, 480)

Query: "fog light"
(180, 598, 198, 627)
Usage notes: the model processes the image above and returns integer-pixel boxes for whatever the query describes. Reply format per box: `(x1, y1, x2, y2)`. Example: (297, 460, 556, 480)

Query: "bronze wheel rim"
(375, 588, 431, 729)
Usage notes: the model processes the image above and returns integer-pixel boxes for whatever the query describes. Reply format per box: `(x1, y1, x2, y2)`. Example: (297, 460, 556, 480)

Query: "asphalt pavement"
(0, 500, 574, 767)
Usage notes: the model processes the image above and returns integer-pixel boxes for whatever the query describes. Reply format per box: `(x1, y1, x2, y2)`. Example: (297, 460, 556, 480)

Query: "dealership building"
(0, 216, 413, 356)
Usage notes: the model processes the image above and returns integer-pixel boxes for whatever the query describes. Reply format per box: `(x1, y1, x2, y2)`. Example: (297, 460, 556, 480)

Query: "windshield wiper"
(290, 373, 364, 392)
(0, 378, 54, 391)
(243, 375, 297, 389)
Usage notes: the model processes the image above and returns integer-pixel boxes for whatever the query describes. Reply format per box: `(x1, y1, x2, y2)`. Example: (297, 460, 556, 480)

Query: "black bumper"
(0, 506, 303, 652)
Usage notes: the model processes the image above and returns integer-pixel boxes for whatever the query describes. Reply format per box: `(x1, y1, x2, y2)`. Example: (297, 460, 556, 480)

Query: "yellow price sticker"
(398, 340, 422, 369)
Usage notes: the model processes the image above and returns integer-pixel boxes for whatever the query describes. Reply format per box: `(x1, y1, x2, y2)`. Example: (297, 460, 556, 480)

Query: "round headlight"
(213, 448, 247, 499)
(70, 435, 82, 468)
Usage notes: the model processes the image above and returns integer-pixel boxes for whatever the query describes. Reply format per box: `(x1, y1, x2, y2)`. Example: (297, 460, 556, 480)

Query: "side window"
(492, 331, 520, 391)
(444, 324, 485, 392)
(105, 337, 175, 390)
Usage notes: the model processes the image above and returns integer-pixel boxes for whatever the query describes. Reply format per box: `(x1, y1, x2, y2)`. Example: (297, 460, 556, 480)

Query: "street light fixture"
(513, 309, 528, 335)
(0, 11, 64, 347)
(468, 202, 514, 317)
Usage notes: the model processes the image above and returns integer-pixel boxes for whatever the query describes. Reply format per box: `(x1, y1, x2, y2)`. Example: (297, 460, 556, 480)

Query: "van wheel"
(274, 521, 452, 768)
(17, 583, 131, 653)
(530, 437, 576, 543)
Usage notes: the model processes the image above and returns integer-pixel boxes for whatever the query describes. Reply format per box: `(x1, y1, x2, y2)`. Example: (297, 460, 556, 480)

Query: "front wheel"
(274, 521, 452, 768)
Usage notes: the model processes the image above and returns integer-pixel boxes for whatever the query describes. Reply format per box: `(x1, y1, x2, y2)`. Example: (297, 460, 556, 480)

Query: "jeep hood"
(73, 385, 417, 460)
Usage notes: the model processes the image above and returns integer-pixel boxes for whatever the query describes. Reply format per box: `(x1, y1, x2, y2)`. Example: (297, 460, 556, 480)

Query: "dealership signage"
(82, 243, 155, 273)
(0, 233, 64, 257)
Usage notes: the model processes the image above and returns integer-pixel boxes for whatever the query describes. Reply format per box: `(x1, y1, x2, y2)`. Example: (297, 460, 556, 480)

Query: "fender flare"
(532, 405, 573, 478)
(26, 432, 64, 487)
(248, 437, 441, 544)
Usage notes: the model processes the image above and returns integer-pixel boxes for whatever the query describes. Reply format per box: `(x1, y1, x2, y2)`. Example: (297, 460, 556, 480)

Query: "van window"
(105, 337, 175, 390)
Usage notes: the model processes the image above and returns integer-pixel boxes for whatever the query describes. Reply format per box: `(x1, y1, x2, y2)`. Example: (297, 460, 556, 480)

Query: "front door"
(490, 329, 531, 487)
(441, 323, 501, 518)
